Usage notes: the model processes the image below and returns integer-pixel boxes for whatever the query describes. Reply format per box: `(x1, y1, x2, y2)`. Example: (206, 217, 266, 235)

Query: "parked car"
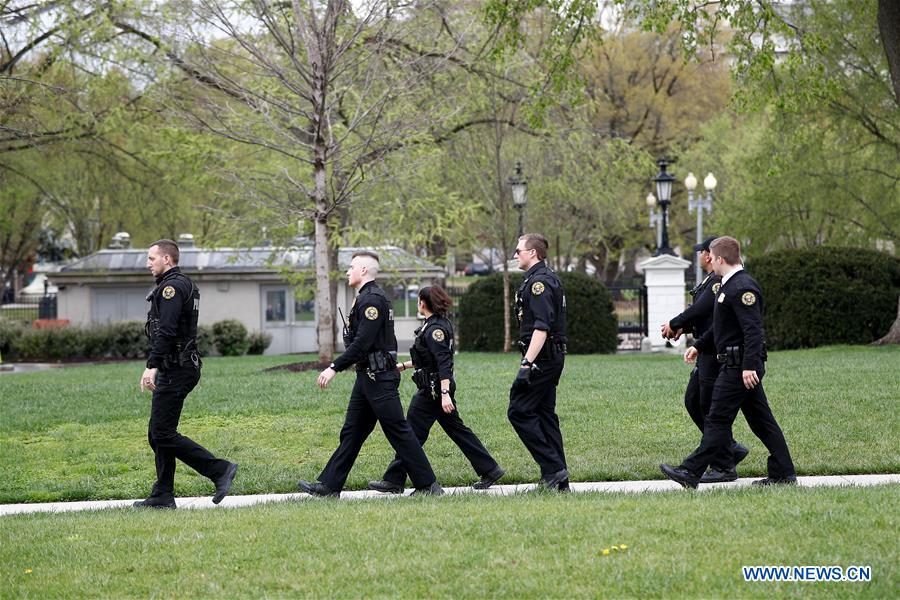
(463, 262, 492, 276)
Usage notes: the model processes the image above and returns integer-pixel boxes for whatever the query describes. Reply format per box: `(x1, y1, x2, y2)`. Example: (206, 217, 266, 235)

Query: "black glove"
(512, 366, 531, 391)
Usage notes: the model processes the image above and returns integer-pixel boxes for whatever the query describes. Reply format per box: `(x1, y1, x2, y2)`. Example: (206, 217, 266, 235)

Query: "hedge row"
(0, 319, 271, 361)
(752, 247, 899, 350)
(458, 271, 618, 354)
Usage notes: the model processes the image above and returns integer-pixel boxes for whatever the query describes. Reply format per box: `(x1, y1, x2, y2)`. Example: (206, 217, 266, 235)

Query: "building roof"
(55, 245, 443, 278)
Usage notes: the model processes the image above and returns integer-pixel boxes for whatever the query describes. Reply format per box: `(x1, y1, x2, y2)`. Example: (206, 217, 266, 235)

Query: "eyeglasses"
(514, 247, 534, 256)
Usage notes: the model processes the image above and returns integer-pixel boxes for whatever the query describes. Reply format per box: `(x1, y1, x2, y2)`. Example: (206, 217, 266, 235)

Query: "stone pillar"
(639, 254, 691, 352)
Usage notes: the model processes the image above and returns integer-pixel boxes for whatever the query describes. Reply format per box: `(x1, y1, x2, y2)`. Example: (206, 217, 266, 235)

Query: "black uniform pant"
(684, 354, 741, 471)
(680, 365, 795, 479)
(508, 354, 567, 477)
(148, 366, 229, 496)
(381, 382, 499, 485)
(318, 370, 436, 491)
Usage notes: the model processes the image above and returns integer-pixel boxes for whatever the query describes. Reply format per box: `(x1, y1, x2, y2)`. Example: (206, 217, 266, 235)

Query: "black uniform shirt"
(515, 261, 567, 342)
(670, 272, 722, 354)
(332, 280, 397, 372)
(416, 316, 454, 381)
(694, 269, 766, 372)
(147, 267, 197, 369)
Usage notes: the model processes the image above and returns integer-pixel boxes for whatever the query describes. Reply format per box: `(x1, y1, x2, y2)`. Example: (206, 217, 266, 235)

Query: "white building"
(50, 241, 445, 354)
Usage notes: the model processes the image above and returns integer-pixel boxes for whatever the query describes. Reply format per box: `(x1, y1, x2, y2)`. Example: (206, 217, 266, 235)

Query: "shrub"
(0, 320, 25, 358)
(751, 247, 900, 349)
(12, 327, 84, 360)
(247, 331, 272, 355)
(107, 321, 149, 359)
(196, 324, 215, 356)
(213, 319, 249, 356)
(458, 271, 618, 354)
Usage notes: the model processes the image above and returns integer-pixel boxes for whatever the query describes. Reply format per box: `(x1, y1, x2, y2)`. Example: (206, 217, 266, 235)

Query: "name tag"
(717, 293, 725, 303)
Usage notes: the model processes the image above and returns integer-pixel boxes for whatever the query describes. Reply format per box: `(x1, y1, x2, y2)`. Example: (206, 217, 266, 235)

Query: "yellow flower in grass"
(25, 568, 32, 574)
(601, 548, 610, 556)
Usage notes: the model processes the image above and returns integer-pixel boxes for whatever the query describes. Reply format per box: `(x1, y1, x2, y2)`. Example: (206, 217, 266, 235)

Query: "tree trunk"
(314, 205, 335, 364)
(878, 0, 900, 105)
(872, 296, 900, 345)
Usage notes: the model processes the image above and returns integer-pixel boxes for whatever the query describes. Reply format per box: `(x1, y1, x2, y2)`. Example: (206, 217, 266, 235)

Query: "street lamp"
(686, 171, 716, 282)
(651, 158, 676, 256)
(646, 192, 662, 250)
(509, 161, 527, 237)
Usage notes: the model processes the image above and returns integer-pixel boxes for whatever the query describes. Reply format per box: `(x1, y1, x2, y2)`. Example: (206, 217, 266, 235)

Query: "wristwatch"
(520, 358, 533, 368)
(329, 362, 336, 370)
(440, 388, 450, 395)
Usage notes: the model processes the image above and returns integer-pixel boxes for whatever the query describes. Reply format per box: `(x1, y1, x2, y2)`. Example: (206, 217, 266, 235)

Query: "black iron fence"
(0, 294, 58, 322)
(608, 285, 648, 351)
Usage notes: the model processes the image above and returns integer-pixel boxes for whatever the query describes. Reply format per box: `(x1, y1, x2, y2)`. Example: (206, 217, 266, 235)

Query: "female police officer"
(368, 285, 505, 493)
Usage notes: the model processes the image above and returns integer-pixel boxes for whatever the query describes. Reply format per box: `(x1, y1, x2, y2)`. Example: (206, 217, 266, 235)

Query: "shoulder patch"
(531, 281, 545, 295)
(364, 306, 379, 320)
(432, 329, 445, 342)
(712, 282, 721, 294)
(741, 292, 757, 306)
(162, 286, 176, 300)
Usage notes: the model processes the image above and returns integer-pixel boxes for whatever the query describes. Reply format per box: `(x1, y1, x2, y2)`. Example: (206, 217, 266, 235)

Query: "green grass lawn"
(1, 486, 897, 598)
(0, 346, 897, 503)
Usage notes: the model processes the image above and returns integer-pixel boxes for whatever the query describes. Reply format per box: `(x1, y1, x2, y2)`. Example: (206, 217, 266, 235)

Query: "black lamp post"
(652, 158, 676, 256)
(509, 161, 527, 237)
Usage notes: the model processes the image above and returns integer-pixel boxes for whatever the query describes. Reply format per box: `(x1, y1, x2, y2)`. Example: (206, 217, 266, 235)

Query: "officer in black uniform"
(661, 236, 797, 488)
(508, 233, 569, 490)
(661, 236, 748, 483)
(300, 251, 443, 497)
(135, 239, 238, 509)
(368, 285, 504, 494)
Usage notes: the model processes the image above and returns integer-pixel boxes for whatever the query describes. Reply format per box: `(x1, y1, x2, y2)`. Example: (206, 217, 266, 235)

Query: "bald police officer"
(661, 236, 796, 488)
(300, 251, 443, 497)
(509, 233, 569, 490)
(136, 239, 238, 509)
(661, 236, 748, 483)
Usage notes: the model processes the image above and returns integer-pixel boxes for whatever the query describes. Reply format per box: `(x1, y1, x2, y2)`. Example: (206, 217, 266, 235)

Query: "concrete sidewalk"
(2, 474, 898, 517)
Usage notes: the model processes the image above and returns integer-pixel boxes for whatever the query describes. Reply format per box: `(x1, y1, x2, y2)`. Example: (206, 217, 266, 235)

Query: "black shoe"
(298, 480, 340, 497)
(558, 478, 571, 492)
(472, 466, 505, 490)
(539, 468, 569, 491)
(133, 495, 176, 509)
(368, 480, 404, 494)
(732, 443, 750, 465)
(410, 481, 444, 496)
(660, 464, 700, 489)
(752, 476, 798, 486)
(700, 468, 738, 483)
(212, 462, 238, 504)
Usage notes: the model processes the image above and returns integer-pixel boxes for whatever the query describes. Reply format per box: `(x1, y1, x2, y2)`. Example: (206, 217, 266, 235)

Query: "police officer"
(135, 239, 238, 509)
(368, 285, 505, 494)
(661, 236, 748, 483)
(661, 236, 797, 488)
(508, 233, 569, 490)
(300, 251, 443, 497)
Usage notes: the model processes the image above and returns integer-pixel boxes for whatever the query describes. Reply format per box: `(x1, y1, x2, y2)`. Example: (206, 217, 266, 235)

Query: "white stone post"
(640, 254, 691, 352)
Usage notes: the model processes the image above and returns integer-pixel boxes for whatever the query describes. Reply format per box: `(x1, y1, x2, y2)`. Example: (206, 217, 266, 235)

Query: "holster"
(164, 342, 202, 371)
(366, 350, 397, 373)
(717, 346, 743, 367)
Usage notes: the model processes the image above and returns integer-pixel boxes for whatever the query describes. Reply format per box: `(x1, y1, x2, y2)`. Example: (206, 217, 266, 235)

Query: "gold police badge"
(741, 292, 757, 306)
(365, 306, 379, 320)
(712, 283, 721, 294)
(432, 329, 445, 342)
(162, 285, 176, 300)
(531, 281, 545, 295)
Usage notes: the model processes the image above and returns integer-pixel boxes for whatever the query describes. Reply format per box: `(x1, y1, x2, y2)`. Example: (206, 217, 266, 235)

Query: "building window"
(265, 290, 287, 322)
